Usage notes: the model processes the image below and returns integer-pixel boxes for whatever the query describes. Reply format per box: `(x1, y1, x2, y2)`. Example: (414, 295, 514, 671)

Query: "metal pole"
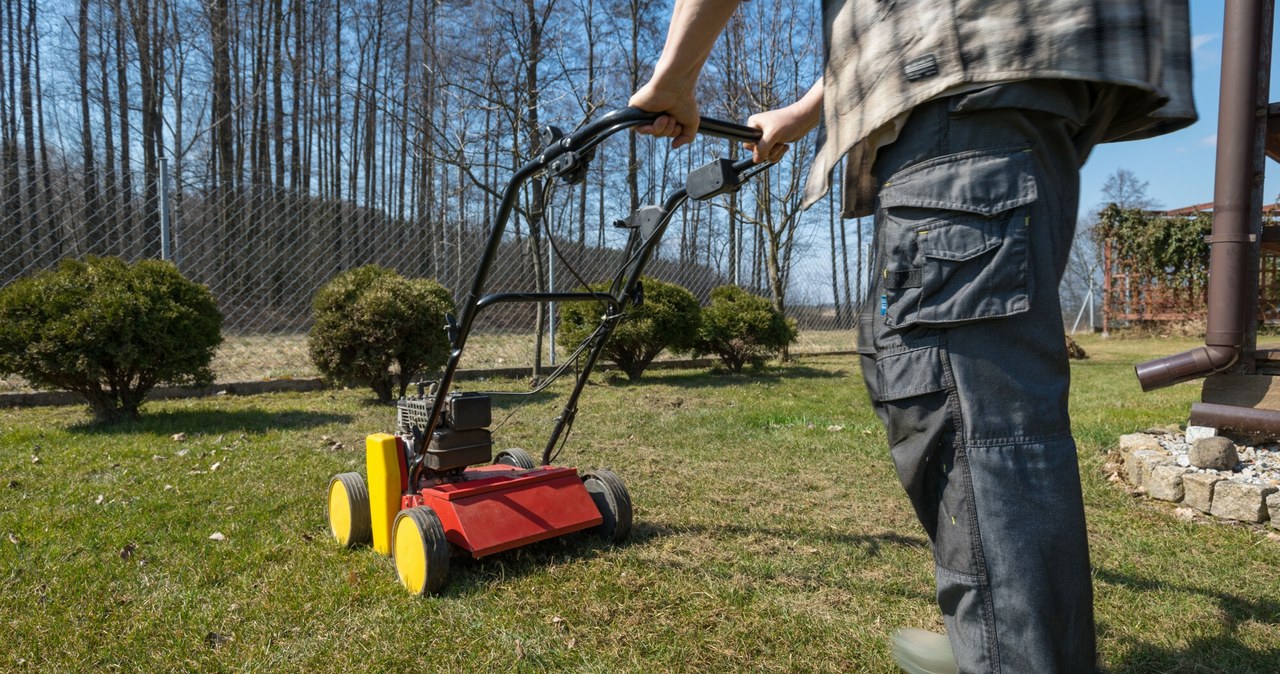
(1088, 276, 1095, 332)
(548, 236, 557, 366)
(1071, 283, 1091, 335)
(159, 155, 172, 262)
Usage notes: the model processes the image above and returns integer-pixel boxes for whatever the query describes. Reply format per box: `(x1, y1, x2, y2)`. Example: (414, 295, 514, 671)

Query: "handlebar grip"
(696, 117, 763, 143)
(612, 106, 762, 143)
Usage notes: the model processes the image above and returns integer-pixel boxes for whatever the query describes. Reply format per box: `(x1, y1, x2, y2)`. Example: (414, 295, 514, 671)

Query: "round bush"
(308, 266, 455, 401)
(0, 257, 224, 422)
(557, 277, 701, 380)
(694, 285, 797, 373)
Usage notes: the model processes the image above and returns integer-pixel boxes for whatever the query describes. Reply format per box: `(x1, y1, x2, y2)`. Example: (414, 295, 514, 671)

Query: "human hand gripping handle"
(744, 78, 824, 164)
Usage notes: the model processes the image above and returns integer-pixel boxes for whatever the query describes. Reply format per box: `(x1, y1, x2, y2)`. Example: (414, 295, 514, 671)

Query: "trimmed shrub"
(308, 265, 455, 402)
(695, 285, 797, 373)
(0, 257, 223, 423)
(557, 277, 701, 380)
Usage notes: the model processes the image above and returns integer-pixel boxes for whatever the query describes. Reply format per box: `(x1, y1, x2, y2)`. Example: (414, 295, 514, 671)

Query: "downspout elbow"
(1134, 345, 1239, 392)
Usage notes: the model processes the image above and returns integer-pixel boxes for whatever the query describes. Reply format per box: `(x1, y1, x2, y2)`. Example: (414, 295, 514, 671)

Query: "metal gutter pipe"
(1135, 0, 1264, 391)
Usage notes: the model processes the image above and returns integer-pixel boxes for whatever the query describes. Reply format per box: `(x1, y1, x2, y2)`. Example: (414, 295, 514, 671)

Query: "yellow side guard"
(365, 433, 403, 555)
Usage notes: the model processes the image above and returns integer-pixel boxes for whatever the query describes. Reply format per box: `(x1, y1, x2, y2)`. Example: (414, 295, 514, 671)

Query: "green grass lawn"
(2, 335, 1278, 672)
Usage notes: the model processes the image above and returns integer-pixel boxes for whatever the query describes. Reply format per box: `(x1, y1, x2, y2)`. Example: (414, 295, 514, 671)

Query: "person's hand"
(629, 79, 701, 149)
(744, 79, 824, 163)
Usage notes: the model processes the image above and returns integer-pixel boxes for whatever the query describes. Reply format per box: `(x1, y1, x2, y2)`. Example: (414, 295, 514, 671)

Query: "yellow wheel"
(392, 506, 450, 595)
(327, 472, 372, 548)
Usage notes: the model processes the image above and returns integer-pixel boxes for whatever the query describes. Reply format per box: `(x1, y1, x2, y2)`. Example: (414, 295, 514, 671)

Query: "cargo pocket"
(873, 344, 947, 402)
(877, 147, 1036, 329)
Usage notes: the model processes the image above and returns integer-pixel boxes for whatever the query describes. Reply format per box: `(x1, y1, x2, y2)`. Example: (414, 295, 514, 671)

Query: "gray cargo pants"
(858, 80, 1131, 673)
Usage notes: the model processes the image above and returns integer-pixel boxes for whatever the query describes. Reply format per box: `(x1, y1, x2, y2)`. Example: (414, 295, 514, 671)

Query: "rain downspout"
(1134, 0, 1266, 391)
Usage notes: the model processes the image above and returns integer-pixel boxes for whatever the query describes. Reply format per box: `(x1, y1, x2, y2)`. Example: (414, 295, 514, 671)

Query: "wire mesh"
(0, 140, 873, 394)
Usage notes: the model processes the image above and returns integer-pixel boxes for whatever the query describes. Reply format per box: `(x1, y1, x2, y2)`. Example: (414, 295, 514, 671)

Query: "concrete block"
(1182, 472, 1224, 513)
(1209, 481, 1279, 523)
(1268, 492, 1280, 530)
(1185, 425, 1218, 443)
(1147, 465, 1194, 502)
(1124, 449, 1169, 488)
(1119, 433, 1162, 452)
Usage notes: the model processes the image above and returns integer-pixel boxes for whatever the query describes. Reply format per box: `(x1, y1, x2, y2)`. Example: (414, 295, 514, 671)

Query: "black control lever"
(686, 157, 759, 201)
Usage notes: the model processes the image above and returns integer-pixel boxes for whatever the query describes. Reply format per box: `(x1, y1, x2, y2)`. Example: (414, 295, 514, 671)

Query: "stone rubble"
(1118, 427, 1280, 529)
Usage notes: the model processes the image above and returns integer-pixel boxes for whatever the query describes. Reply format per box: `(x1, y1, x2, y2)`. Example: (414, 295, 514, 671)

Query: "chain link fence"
(0, 140, 876, 395)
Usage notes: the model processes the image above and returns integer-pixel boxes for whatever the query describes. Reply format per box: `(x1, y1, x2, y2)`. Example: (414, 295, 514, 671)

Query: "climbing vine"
(1094, 204, 1212, 291)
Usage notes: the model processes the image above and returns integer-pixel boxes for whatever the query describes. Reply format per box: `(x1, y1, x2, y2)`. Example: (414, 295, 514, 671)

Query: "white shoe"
(891, 628, 959, 674)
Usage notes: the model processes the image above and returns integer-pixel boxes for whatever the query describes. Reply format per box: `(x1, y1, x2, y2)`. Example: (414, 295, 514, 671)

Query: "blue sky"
(1078, 3, 1278, 218)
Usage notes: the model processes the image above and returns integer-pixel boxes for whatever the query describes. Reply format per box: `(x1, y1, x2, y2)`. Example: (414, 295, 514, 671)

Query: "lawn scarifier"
(325, 107, 772, 594)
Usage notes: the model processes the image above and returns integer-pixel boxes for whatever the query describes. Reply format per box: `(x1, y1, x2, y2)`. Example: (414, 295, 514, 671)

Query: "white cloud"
(1199, 134, 1217, 148)
(1192, 33, 1217, 52)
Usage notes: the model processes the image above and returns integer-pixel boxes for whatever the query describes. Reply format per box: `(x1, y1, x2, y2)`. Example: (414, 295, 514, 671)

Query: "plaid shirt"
(805, 0, 1197, 217)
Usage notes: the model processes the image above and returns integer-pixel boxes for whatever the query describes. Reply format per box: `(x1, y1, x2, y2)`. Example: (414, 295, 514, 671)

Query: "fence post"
(159, 155, 173, 264)
(548, 236, 557, 366)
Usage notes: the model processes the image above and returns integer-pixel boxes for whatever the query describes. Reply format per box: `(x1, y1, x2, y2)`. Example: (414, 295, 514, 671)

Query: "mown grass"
(2, 336, 1278, 672)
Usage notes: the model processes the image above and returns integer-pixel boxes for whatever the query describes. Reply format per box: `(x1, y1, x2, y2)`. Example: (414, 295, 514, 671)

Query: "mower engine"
(397, 390, 495, 483)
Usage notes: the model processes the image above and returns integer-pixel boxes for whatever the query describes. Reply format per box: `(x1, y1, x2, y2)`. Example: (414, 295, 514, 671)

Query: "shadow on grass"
(1096, 567, 1280, 673)
(71, 408, 352, 436)
(598, 364, 849, 391)
(630, 520, 928, 554)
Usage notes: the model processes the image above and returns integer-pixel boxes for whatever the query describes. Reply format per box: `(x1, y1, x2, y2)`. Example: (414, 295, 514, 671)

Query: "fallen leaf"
(172, 433, 187, 442)
(301, 533, 313, 542)
(514, 640, 525, 659)
(120, 543, 136, 560)
(321, 435, 332, 442)
(210, 462, 222, 472)
(8, 533, 18, 545)
(1173, 507, 1196, 522)
(566, 637, 577, 649)
(346, 571, 359, 586)
(163, 484, 173, 491)
(176, 449, 189, 457)
(208, 532, 226, 541)
(95, 494, 104, 505)
(827, 425, 844, 432)
(30, 455, 40, 464)
(152, 455, 165, 461)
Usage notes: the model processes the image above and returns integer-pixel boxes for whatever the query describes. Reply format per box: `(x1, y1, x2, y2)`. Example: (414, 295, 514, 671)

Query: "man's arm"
(745, 77, 823, 163)
(628, 0, 742, 148)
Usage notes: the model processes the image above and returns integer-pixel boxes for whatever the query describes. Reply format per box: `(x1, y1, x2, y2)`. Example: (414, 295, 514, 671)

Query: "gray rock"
(1125, 449, 1169, 488)
(1147, 465, 1194, 502)
(1268, 492, 1280, 531)
(1190, 436, 1239, 471)
(1119, 433, 1162, 452)
(1185, 425, 1218, 443)
(1183, 472, 1224, 513)
(1209, 481, 1279, 523)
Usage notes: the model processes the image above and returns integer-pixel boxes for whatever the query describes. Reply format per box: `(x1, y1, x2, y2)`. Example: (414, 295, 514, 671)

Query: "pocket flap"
(916, 216, 1005, 262)
(875, 345, 947, 402)
(880, 148, 1037, 216)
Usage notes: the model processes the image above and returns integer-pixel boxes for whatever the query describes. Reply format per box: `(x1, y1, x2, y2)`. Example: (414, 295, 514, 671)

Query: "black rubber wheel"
(582, 469, 632, 543)
(494, 447, 536, 470)
(392, 506, 451, 595)
(326, 472, 372, 548)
